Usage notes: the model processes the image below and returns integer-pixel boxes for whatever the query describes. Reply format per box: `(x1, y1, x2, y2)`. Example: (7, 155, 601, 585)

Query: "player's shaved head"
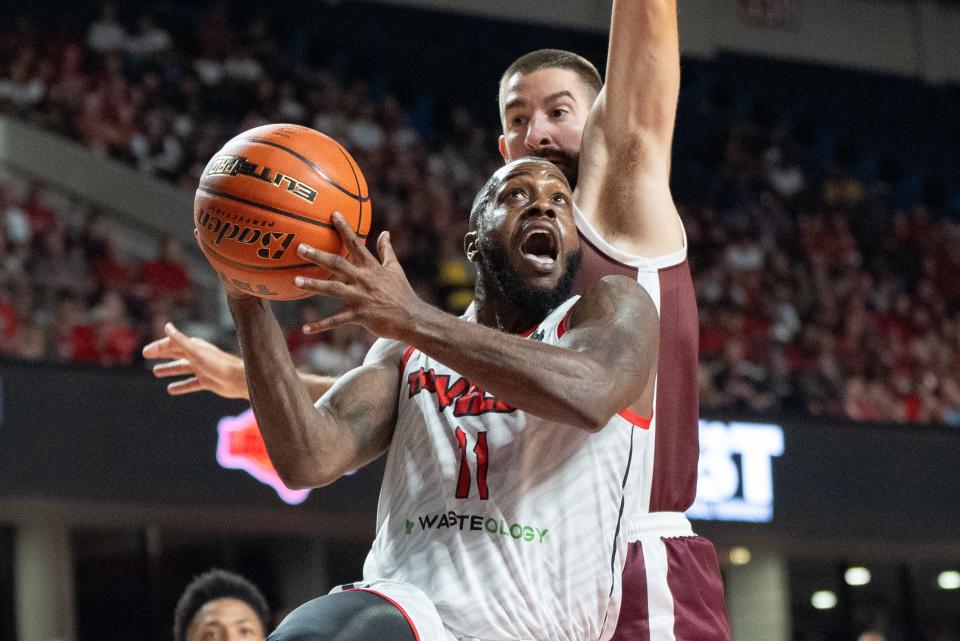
(468, 157, 567, 234)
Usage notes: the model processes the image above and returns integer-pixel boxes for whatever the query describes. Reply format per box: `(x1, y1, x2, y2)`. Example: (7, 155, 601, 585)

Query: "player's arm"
(295, 220, 657, 431)
(227, 292, 401, 489)
(401, 275, 658, 431)
(575, 0, 683, 256)
(143, 323, 337, 400)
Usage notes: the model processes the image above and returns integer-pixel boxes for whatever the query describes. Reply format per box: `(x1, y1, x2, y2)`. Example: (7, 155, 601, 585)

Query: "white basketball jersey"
(363, 296, 651, 641)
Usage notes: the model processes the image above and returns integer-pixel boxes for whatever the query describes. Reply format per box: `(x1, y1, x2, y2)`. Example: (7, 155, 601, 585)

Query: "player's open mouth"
(519, 227, 559, 272)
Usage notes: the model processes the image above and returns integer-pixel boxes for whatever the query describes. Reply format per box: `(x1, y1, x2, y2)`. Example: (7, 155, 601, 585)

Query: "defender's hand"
(293, 212, 425, 340)
(142, 322, 249, 399)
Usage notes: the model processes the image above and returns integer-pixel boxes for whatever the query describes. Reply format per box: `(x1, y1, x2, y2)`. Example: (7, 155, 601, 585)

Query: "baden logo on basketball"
(205, 154, 319, 203)
(196, 207, 297, 260)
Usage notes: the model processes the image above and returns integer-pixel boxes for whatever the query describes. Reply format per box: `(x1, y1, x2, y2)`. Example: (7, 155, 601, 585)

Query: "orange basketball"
(194, 123, 372, 300)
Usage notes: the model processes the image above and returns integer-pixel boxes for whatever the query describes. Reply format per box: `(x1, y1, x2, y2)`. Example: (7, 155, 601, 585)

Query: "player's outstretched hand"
(142, 323, 249, 399)
(293, 212, 425, 340)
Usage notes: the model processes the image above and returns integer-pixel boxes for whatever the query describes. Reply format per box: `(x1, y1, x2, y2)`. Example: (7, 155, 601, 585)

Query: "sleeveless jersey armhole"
(572, 202, 687, 272)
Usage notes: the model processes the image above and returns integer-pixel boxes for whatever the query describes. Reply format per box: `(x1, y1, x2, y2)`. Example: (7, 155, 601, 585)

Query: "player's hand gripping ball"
(194, 123, 372, 300)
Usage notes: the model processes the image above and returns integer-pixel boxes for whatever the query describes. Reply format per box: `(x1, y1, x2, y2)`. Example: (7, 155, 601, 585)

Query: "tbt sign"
(687, 421, 784, 523)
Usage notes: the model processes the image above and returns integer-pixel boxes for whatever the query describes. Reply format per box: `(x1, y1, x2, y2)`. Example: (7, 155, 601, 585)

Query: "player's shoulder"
(581, 274, 653, 306)
(362, 337, 408, 366)
(569, 275, 657, 330)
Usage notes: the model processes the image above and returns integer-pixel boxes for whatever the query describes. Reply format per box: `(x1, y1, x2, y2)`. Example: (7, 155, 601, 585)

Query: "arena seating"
(1, 2, 958, 426)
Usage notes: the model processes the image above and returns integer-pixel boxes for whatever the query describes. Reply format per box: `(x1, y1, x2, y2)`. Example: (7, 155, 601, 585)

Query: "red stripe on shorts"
(346, 588, 421, 641)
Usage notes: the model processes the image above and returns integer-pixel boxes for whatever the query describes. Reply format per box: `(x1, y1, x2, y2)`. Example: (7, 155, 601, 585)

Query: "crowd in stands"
(0, 176, 196, 366)
(1, 3, 958, 427)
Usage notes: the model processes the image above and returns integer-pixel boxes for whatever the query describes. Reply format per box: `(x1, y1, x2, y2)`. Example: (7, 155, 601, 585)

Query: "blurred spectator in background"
(174, 569, 270, 641)
(90, 288, 138, 365)
(123, 14, 171, 61)
(86, 4, 126, 54)
(137, 235, 192, 304)
(2, 187, 31, 247)
(0, 51, 46, 115)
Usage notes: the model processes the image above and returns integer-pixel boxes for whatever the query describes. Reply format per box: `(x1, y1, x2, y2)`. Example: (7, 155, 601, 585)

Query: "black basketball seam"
(197, 234, 328, 272)
(239, 137, 371, 203)
(196, 186, 369, 239)
(332, 140, 365, 234)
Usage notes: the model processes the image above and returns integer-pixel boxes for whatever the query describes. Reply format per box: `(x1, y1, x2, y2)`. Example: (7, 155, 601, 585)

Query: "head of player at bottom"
(464, 156, 582, 331)
(174, 569, 270, 641)
(292, 155, 583, 338)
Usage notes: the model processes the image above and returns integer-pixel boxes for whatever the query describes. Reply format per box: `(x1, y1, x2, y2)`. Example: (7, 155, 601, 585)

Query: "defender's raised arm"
(576, 0, 683, 257)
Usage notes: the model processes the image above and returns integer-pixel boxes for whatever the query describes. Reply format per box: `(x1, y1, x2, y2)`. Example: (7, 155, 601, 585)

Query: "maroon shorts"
(609, 515, 731, 641)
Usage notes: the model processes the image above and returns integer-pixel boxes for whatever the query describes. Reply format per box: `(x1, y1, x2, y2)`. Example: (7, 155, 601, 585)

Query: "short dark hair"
(173, 569, 270, 641)
(469, 173, 501, 233)
(499, 49, 602, 114)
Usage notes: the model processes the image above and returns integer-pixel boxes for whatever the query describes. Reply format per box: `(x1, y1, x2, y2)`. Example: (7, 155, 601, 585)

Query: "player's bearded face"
(499, 68, 593, 190)
(475, 232, 582, 315)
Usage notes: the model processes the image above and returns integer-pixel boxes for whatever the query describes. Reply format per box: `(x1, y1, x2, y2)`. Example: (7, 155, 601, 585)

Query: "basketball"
(194, 123, 372, 300)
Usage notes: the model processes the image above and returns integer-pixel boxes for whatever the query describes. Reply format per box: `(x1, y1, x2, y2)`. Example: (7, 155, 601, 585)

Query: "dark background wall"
(0, 360, 382, 514)
(3, 360, 958, 544)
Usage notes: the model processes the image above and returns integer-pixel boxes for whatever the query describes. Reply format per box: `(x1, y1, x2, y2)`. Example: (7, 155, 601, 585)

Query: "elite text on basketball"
(205, 154, 319, 203)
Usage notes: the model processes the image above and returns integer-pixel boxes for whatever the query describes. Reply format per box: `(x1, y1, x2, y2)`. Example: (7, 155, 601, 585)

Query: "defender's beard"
(531, 149, 578, 190)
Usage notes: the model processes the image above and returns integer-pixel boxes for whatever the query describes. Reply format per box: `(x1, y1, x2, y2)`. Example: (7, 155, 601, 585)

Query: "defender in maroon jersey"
(494, 2, 729, 638)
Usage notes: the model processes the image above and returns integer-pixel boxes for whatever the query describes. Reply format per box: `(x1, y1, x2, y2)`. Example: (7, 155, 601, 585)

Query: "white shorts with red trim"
(330, 578, 457, 641)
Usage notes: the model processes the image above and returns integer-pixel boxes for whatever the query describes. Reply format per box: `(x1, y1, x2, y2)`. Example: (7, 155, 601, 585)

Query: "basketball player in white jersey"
(227, 157, 658, 640)
(147, 2, 730, 638)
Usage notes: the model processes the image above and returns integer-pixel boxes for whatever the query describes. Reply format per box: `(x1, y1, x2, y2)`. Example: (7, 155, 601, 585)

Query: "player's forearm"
(225, 364, 334, 401)
(610, 0, 677, 53)
(603, 0, 679, 144)
(228, 297, 346, 487)
(401, 305, 618, 431)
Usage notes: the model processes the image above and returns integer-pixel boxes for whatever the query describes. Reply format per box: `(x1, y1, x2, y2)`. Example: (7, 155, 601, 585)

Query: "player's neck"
(473, 290, 550, 335)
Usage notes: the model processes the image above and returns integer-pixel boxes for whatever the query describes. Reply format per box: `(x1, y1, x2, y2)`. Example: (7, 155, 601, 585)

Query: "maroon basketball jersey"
(571, 205, 700, 513)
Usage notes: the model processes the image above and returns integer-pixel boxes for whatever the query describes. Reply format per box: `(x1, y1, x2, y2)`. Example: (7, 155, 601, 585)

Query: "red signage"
(216, 408, 311, 505)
